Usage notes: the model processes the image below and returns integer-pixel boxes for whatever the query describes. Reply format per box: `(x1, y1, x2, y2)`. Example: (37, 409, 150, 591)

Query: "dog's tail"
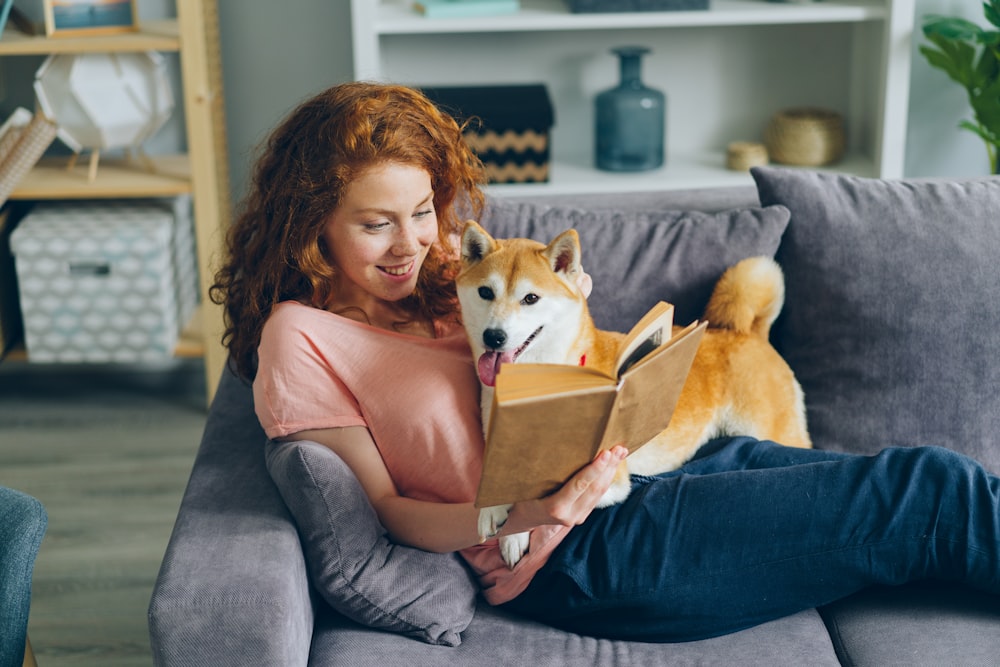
(703, 256, 785, 339)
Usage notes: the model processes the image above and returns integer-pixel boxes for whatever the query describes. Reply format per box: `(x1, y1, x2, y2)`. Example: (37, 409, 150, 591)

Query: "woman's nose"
(392, 226, 419, 255)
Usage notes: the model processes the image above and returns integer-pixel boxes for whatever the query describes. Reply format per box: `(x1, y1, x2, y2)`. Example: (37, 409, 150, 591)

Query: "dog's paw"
(595, 477, 632, 508)
(478, 504, 512, 541)
(499, 532, 530, 569)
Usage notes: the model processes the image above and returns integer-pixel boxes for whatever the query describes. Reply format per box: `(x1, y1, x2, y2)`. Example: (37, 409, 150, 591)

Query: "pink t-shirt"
(254, 301, 569, 605)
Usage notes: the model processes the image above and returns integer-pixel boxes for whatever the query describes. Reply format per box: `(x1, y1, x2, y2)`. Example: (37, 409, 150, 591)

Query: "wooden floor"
(0, 359, 207, 666)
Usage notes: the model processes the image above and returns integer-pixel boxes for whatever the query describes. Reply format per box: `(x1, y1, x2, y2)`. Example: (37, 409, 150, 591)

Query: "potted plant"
(920, 0, 1000, 175)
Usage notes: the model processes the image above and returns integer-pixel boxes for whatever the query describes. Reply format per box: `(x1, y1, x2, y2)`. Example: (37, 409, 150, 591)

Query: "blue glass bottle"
(595, 46, 665, 172)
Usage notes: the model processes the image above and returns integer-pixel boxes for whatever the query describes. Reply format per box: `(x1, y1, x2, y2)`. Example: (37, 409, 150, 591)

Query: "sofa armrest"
(148, 366, 314, 666)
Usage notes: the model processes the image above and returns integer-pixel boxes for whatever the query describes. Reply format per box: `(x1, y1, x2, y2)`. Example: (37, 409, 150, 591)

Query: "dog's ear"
(461, 221, 497, 265)
(544, 229, 582, 277)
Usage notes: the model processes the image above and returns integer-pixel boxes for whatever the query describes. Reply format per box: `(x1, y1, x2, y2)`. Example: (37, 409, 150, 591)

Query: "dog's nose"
(483, 328, 507, 350)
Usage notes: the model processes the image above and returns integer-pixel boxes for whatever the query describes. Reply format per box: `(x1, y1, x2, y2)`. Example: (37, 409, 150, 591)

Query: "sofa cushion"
(479, 198, 790, 331)
(819, 582, 1000, 666)
(753, 167, 1000, 472)
(264, 440, 478, 647)
(308, 602, 841, 666)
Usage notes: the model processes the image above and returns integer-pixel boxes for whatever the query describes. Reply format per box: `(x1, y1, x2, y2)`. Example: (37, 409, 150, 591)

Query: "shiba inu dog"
(456, 221, 811, 567)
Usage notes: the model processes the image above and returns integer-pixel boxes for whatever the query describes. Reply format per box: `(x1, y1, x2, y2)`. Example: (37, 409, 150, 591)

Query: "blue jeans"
(0, 486, 47, 667)
(503, 437, 1000, 642)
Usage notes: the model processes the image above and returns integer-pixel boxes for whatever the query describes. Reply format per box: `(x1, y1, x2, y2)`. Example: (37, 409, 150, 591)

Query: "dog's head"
(456, 221, 590, 387)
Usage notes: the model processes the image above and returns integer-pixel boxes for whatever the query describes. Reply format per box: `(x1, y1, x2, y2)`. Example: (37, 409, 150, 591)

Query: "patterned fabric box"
(10, 197, 198, 363)
(422, 84, 555, 184)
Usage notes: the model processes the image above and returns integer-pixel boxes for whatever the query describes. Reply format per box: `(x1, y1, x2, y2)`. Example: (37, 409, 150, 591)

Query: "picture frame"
(43, 0, 136, 38)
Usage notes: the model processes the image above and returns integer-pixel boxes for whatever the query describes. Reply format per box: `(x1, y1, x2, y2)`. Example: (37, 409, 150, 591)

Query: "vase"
(594, 46, 665, 172)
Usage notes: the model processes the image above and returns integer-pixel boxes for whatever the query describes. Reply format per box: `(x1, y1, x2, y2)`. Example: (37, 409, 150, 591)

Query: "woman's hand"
(501, 445, 628, 535)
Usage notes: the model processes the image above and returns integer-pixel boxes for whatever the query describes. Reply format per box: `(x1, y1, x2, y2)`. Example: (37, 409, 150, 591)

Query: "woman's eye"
(478, 286, 494, 301)
(414, 209, 434, 219)
(521, 293, 540, 305)
(364, 221, 390, 232)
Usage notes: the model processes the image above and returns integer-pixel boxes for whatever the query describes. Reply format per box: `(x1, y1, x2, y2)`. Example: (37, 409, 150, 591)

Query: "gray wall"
(217, 0, 352, 204)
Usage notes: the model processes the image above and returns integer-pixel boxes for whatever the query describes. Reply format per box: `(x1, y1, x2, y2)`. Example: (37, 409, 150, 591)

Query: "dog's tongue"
(478, 351, 515, 387)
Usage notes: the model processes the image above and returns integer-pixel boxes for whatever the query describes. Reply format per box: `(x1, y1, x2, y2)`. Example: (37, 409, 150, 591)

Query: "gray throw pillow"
(753, 166, 1000, 472)
(478, 198, 791, 331)
(264, 440, 478, 646)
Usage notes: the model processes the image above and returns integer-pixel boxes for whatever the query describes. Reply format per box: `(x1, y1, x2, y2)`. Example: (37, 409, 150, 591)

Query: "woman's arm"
(288, 426, 628, 553)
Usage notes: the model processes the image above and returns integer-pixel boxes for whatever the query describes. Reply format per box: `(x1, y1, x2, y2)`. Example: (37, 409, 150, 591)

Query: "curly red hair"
(210, 82, 487, 380)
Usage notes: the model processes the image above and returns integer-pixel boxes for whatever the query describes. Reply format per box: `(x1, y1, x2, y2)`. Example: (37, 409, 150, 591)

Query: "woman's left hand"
(502, 445, 627, 534)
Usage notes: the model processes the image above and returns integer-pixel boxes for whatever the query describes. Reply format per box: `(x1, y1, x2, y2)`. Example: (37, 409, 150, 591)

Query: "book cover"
(476, 302, 707, 507)
(412, 0, 520, 19)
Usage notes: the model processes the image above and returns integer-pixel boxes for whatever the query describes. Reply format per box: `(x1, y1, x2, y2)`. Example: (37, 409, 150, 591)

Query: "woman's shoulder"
(261, 301, 335, 345)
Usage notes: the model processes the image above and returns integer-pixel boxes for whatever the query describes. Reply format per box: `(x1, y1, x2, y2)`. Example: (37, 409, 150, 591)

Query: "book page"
(492, 363, 613, 402)
(614, 301, 674, 377)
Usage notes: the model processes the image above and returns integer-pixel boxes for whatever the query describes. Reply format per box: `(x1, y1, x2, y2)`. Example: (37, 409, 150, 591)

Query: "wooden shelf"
(9, 155, 192, 199)
(1, 305, 206, 362)
(0, 20, 180, 55)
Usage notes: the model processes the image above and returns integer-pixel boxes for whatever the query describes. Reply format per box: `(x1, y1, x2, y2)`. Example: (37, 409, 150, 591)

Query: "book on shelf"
(412, 0, 520, 19)
(475, 301, 707, 507)
(0, 107, 57, 208)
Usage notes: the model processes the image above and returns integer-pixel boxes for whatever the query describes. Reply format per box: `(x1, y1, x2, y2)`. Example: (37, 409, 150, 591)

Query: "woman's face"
(322, 162, 438, 307)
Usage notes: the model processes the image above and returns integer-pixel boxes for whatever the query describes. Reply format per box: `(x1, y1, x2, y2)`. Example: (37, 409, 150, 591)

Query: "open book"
(475, 302, 707, 507)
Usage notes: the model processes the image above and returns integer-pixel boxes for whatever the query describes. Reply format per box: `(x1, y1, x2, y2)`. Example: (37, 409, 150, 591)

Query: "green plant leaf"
(986, 0, 1000, 30)
(973, 40, 999, 88)
(923, 15, 985, 41)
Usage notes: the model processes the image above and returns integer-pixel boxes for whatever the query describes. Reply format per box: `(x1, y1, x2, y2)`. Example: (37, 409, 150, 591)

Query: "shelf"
(487, 150, 878, 196)
(374, 0, 887, 33)
(0, 20, 180, 55)
(9, 155, 192, 200)
(1, 304, 206, 362)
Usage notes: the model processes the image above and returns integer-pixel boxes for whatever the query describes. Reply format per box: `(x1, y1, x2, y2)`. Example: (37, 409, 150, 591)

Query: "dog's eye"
(478, 286, 494, 301)
(521, 293, 540, 305)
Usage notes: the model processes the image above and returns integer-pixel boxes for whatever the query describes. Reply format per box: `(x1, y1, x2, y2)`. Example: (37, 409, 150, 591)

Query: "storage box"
(568, 0, 708, 11)
(422, 84, 555, 184)
(9, 197, 198, 363)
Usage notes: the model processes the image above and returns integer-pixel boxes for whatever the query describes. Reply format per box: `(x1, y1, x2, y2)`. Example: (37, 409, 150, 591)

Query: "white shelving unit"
(351, 0, 914, 195)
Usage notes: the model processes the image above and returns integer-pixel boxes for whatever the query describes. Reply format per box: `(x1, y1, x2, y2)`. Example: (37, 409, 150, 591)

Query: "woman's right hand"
(501, 445, 628, 535)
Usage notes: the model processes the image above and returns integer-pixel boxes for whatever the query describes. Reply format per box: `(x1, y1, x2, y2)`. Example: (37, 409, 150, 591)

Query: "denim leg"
(0, 487, 47, 667)
(505, 437, 1000, 643)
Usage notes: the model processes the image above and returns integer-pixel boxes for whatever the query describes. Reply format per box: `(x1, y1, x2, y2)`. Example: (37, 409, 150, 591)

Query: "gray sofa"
(148, 166, 1000, 666)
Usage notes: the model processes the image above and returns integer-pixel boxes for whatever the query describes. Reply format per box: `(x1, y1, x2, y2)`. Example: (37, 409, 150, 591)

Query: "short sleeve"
(253, 304, 367, 439)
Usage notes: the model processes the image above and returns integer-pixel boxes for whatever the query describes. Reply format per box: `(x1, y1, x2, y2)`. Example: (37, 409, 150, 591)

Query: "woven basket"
(764, 108, 845, 166)
(726, 141, 769, 171)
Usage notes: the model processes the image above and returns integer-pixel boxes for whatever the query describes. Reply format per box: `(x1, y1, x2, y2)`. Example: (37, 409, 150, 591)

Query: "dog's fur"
(457, 221, 811, 567)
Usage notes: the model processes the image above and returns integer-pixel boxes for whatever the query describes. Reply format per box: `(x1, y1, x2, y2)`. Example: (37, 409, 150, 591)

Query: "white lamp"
(33, 51, 174, 182)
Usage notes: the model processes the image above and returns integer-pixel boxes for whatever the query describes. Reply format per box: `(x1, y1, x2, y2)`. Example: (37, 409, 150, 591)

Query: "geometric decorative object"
(33, 51, 174, 180)
(9, 197, 198, 363)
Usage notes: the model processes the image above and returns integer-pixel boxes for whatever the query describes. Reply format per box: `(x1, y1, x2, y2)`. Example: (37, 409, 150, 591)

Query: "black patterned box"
(423, 84, 555, 184)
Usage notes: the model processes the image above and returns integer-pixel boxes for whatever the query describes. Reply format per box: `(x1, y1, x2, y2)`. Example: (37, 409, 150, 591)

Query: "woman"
(211, 81, 1000, 642)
